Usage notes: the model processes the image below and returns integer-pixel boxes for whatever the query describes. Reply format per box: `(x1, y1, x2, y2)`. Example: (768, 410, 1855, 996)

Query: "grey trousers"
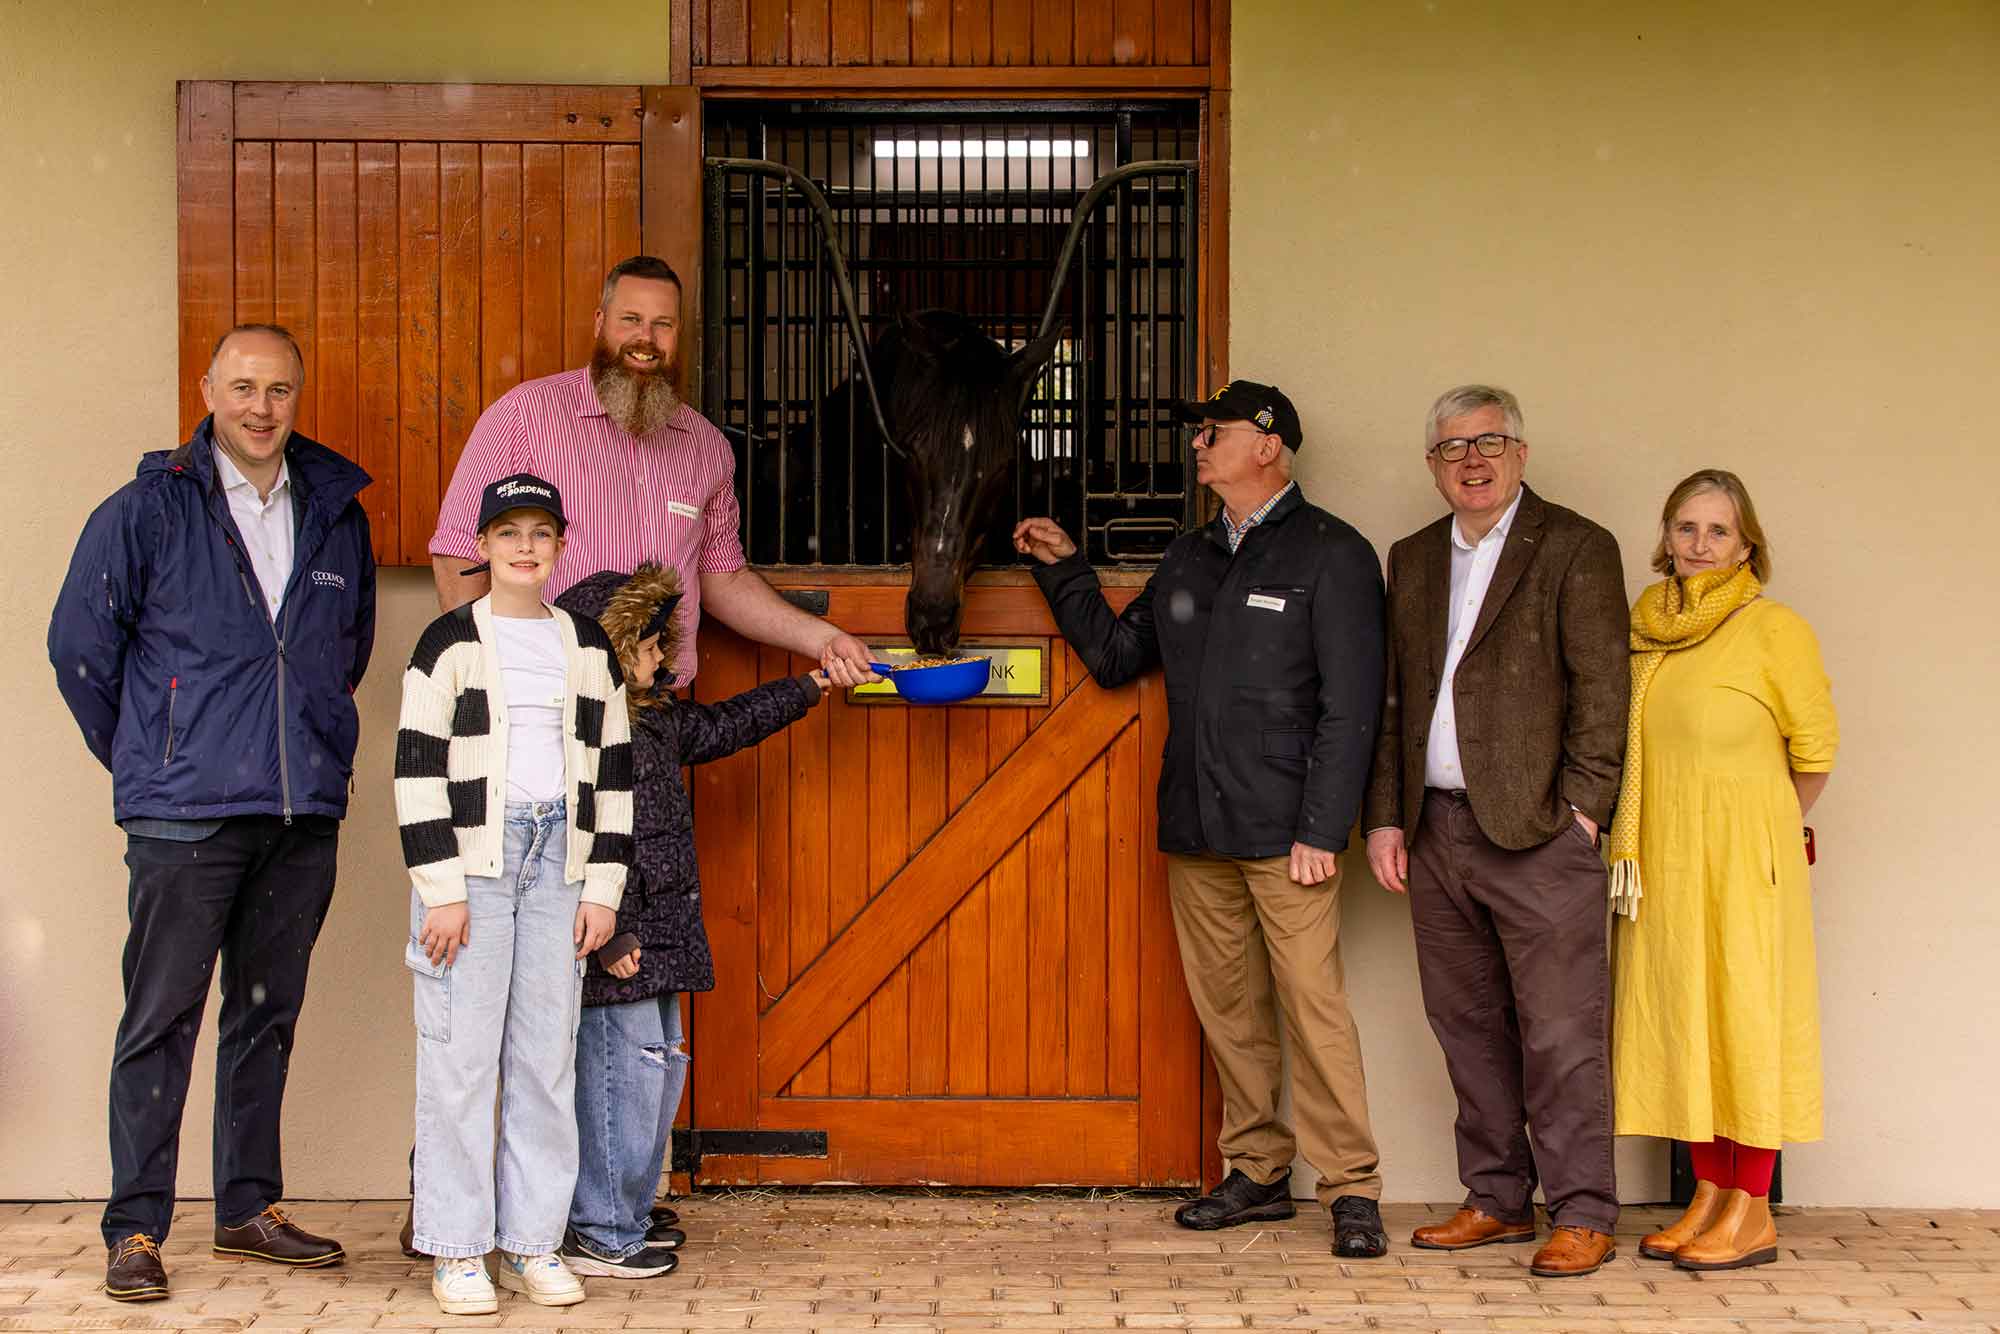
(1407, 789, 1618, 1233)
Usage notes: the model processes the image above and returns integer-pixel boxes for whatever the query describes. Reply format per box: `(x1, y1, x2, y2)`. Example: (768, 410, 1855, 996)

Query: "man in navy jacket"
(49, 325, 376, 1302)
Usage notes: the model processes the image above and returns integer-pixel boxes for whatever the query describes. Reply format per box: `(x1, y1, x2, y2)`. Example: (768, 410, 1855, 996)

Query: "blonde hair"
(1651, 468, 1772, 583)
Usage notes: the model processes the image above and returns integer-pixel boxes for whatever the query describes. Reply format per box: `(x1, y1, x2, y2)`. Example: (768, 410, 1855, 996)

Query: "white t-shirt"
(492, 615, 568, 804)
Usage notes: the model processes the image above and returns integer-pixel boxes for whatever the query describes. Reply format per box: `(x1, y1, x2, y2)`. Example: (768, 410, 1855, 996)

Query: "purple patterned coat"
(556, 567, 819, 1007)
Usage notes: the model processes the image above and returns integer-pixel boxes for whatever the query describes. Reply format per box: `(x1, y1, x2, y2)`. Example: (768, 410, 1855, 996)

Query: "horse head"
(878, 311, 1061, 655)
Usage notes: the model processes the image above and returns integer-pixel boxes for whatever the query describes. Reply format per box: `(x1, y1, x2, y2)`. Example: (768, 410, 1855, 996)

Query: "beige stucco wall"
(2, 0, 1993, 1208)
(1238, 3, 2000, 1207)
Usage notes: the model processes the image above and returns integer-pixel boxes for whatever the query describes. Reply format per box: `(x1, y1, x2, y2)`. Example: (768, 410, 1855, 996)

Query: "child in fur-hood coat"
(555, 564, 826, 1004)
(551, 564, 827, 1271)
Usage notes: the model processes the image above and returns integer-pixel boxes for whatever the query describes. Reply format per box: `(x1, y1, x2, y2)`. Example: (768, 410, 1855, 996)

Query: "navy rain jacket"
(49, 418, 377, 823)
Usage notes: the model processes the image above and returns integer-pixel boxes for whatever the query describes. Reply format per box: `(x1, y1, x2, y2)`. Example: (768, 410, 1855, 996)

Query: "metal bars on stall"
(703, 104, 1202, 569)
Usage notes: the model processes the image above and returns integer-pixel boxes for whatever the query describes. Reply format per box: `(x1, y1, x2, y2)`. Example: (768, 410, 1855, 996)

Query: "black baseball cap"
(461, 472, 567, 576)
(1170, 380, 1303, 451)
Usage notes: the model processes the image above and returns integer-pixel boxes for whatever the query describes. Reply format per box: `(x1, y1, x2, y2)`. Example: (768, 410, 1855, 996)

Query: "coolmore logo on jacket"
(310, 569, 348, 591)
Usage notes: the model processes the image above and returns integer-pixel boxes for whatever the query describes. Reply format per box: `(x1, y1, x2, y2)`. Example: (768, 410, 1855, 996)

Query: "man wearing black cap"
(1013, 380, 1390, 1258)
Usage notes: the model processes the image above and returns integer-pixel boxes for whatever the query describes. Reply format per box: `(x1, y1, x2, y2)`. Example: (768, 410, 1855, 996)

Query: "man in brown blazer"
(1363, 384, 1628, 1277)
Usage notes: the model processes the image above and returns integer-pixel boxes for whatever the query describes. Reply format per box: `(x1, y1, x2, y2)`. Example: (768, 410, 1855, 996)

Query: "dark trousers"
(1407, 790, 1617, 1233)
(103, 815, 339, 1247)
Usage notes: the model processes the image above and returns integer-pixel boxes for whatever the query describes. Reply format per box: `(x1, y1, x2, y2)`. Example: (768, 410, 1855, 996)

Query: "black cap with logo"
(1169, 380, 1303, 451)
(460, 472, 567, 576)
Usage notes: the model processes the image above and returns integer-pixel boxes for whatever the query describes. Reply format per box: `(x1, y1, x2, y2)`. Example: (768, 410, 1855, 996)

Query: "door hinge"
(671, 1128, 829, 1174)
(778, 588, 830, 617)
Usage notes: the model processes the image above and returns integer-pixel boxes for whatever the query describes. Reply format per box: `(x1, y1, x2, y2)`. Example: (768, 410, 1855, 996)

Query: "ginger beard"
(590, 334, 681, 438)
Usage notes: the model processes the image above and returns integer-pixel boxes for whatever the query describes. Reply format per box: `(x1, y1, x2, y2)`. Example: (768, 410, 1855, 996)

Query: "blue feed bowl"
(868, 656, 990, 704)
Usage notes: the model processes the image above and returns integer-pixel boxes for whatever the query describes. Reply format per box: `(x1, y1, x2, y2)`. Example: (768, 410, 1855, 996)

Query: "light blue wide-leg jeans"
(409, 800, 584, 1259)
(569, 992, 688, 1258)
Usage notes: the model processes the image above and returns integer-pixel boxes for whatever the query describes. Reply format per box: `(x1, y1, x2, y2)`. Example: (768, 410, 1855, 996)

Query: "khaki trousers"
(1165, 852, 1382, 1203)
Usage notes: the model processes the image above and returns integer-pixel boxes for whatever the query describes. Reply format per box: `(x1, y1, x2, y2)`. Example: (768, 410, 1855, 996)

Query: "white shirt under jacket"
(213, 448, 294, 619)
(1422, 486, 1525, 791)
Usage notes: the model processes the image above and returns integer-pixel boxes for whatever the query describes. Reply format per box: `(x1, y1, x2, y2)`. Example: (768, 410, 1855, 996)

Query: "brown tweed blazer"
(1363, 485, 1629, 851)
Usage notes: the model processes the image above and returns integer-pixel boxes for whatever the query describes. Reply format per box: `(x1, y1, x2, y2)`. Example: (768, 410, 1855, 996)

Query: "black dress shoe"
(399, 1211, 420, 1259)
(213, 1205, 344, 1267)
(650, 1203, 680, 1229)
(105, 1233, 169, 1302)
(1331, 1194, 1390, 1258)
(645, 1221, 686, 1248)
(1173, 1168, 1296, 1230)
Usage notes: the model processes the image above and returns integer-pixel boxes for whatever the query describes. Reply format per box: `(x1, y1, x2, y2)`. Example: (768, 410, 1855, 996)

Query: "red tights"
(1687, 1137, 1778, 1195)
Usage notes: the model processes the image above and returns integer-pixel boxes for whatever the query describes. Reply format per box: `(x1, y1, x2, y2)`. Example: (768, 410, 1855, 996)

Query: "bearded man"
(430, 255, 876, 688)
(417, 256, 875, 1261)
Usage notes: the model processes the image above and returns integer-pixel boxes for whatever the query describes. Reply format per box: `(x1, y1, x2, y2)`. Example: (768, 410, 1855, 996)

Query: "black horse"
(883, 311, 1061, 654)
(740, 309, 1061, 655)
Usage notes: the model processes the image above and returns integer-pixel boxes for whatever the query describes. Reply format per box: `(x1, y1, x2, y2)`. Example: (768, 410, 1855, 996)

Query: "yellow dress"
(1611, 598, 1837, 1148)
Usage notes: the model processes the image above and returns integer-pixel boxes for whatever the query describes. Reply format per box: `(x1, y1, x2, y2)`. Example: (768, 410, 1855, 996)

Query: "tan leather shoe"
(1410, 1206, 1536, 1250)
(1530, 1225, 1617, 1276)
(1675, 1188, 1778, 1270)
(1639, 1179, 1722, 1260)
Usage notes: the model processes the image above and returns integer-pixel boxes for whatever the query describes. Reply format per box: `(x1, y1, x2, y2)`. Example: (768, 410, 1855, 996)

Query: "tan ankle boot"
(1639, 1178, 1722, 1260)
(1674, 1187, 1778, 1270)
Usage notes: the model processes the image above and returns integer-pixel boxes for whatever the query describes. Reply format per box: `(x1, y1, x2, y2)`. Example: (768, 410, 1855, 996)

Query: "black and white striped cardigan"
(394, 595, 633, 910)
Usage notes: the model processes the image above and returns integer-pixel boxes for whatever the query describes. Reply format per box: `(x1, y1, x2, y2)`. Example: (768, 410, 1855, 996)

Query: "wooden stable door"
(687, 576, 1206, 1185)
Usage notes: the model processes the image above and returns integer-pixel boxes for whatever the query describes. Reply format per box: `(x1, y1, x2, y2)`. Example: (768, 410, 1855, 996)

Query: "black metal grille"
(703, 103, 1201, 568)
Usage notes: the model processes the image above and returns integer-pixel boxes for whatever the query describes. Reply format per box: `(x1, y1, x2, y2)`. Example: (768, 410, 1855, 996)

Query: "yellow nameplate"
(851, 641, 1050, 706)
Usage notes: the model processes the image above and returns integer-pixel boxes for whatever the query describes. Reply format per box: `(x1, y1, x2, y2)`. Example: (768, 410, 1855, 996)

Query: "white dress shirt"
(1423, 487, 1525, 790)
(214, 448, 295, 619)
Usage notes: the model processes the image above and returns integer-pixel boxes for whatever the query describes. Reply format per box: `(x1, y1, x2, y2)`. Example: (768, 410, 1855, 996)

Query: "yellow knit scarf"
(1607, 564, 1762, 920)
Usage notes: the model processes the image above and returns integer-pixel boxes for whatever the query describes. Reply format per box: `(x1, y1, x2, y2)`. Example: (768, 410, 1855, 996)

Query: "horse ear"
(895, 310, 941, 365)
(1012, 326, 1063, 374)
(1010, 326, 1064, 403)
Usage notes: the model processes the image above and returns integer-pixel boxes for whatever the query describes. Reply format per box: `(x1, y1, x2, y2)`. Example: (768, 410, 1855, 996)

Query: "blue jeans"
(409, 801, 584, 1259)
(569, 992, 688, 1257)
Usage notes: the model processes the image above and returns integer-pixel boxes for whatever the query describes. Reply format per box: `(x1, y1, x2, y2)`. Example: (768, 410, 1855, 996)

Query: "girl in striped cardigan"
(393, 474, 632, 1317)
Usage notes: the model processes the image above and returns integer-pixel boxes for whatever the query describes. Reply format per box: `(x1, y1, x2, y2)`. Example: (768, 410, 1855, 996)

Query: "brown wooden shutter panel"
(177, 82, 669, 567)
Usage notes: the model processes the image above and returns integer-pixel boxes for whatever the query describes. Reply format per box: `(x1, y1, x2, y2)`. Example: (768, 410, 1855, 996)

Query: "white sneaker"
(431, 1256, 498, 1315)
(495, 1250, 586, 1306)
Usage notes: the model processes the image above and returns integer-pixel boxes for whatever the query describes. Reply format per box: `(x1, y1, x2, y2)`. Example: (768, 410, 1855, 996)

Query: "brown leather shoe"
(105, 1233, 169, 1302)
(1410, 1206, 1536, 1250)
(1639, 1179, 1722, 1260)
(1675, 1188, 1778, 1270)
(1530, 1224, 1617, 1276)
(399, 1210, 420, 1259)
(213, 1205, 344, 1267)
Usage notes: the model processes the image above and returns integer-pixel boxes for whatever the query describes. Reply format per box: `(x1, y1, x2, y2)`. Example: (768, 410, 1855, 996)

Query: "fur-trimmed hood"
(554, 564, 683, 709)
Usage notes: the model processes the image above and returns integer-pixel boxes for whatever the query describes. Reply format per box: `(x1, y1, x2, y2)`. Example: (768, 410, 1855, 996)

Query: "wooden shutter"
(177, 81, 700, 566)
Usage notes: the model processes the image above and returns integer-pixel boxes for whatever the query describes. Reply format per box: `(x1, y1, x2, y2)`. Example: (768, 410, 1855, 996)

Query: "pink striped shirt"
(430, 369, 745, 685)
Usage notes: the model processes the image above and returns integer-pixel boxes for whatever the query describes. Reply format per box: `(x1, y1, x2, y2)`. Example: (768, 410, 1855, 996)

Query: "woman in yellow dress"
(1608, 469, 1836, 1272)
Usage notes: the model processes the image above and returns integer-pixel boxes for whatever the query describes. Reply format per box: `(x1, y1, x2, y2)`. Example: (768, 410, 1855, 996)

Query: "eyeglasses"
(1187, 423, 1267, 449)
(1427, 432, 1520, 463)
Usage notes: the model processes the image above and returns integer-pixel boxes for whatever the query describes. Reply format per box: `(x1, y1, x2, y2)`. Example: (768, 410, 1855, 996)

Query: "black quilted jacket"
(556, 568, 818, 1007)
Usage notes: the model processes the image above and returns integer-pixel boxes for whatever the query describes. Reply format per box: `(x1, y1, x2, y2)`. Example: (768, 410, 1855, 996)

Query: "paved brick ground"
(4, 1195, 1997, 1332)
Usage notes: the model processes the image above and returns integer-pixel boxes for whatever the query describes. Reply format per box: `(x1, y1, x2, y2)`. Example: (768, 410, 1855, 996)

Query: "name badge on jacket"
(667, 500, 702, 520)
(1245, 593, 1287, 612)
